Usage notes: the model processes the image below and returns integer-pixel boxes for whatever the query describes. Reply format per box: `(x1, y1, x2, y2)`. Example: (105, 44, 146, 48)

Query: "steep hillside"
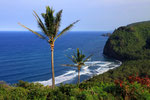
(103, 21, 150, 61)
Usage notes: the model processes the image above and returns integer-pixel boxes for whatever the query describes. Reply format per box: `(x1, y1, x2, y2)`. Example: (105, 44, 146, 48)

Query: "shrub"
(114, 79, 150, 99)
(10, 87, 28, 100)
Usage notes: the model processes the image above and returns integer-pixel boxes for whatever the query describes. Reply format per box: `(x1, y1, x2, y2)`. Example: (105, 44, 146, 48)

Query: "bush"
(114, 80, 150, 100)
(10, 87, 28, 100)
(0, 78, 149, 100)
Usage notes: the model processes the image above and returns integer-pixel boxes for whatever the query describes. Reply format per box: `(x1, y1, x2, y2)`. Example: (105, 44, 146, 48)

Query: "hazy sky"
(0, 0, 150, 31)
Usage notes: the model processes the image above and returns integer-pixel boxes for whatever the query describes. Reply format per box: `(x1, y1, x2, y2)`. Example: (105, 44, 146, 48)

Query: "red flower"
(120, 83, 123, 87)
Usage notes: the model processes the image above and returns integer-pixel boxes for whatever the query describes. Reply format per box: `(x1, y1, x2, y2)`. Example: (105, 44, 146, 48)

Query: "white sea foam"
(36, 60, 122, 86)
(36, 70, 77, 86)
(64, 48, 73, 52)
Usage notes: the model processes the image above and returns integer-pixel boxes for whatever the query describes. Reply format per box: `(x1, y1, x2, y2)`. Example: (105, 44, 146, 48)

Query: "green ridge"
(104, 21, 150, 61)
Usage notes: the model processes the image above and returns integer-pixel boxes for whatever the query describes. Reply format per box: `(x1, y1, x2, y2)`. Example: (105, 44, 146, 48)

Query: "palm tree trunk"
(78, 67, 80, 84)
(51, 44, 55, 89)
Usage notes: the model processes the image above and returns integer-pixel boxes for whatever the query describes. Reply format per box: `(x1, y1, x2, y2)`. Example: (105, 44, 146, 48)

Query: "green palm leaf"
(79, 63, 85, 66)
(73, 52, 77, 59)
(77, 48, 80, 58)
(18, 23, 46, 40)
(65, 55, 77, 64)
(54, 10, 63, 35)
(83, 54, 93, 62)
(46, 6, 55, 37)
(54, 20, 79, 41)
(61, 64, 77, 67)
(33, 11, 48, 36)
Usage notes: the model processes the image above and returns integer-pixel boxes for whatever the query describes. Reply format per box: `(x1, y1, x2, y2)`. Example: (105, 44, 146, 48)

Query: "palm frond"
(77, 48, 80, 58)
(79, 63, 85, 66)
(41, 6, 55, 37)
(18, 23, 46, 39)
(33, 11, 48, 36)
(73, 51, 77, 59)
(79, 54, 85, 62)
(54, 20, 79, 41)
(72, 55, 78, 63)
(45, 6, 56, 37)
(54, 10, 63, 35)
(65, 55, 77, 64)
(41, 13, 46, 19)
(83, 54, 93, 62)
(76, 48, 86, 62)
(61, 64, 77, 67)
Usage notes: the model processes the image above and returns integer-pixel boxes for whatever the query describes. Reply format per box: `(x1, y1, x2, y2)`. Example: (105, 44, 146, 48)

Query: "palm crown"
(19, 6, 79, 44)
(66, 48, 92, 66)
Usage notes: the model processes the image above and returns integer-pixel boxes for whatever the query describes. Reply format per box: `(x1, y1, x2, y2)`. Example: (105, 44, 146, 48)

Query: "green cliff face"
(103, 21, 150, 61)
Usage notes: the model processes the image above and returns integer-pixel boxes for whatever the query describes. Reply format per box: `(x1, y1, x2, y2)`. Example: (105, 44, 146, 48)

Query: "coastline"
(36, 60, 122, 86)
(0, 31, 109, 84)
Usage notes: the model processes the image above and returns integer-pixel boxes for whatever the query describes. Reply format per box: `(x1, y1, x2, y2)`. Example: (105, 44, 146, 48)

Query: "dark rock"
(101, 33, 112, 37)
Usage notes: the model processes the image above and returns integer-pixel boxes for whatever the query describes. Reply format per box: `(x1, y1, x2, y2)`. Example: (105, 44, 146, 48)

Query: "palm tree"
(62, 48, 92, 84)
(18, 6, 79, 89)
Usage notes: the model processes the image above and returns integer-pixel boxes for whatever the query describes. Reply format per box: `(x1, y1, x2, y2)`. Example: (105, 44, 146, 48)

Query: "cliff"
(103, 21, 150, 61)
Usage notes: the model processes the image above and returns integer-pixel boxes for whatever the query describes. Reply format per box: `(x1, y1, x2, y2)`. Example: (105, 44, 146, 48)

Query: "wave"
(36, 60, 122, 86)
(64, 48, 73, 52)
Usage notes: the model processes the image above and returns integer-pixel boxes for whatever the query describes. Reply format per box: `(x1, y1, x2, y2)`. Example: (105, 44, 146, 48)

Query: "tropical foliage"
(18, 6, 79, 89)
(62, 48, 92, 83)
(0, 74, 150, 100)
(103, 21, 150, 61)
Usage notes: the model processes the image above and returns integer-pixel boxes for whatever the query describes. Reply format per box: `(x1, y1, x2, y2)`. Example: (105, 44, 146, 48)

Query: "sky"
(0, 0, 150, 31)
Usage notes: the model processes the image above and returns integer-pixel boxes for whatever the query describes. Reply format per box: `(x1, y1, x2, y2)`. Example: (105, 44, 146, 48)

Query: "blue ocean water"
(0, 31, 121, 85)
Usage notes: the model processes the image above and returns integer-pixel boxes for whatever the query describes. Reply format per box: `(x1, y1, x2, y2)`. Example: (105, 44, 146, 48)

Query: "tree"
(18, 6, 79, 89)
(62, 48, 92, 84)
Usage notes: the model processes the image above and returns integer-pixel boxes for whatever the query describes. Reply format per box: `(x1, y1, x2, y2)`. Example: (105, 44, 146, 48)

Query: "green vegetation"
(18, 6, 79, 89)
(0, 56, 150, 100)
(0, 20, 148, 99)
(62, 48, 92, 84)
(0, 74, 149, 100)
(86, 60, 150, 83)
(103, 21, 150, 61)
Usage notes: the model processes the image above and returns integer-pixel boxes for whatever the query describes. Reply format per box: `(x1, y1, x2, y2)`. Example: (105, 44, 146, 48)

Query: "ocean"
(0, 31, 121, 86)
